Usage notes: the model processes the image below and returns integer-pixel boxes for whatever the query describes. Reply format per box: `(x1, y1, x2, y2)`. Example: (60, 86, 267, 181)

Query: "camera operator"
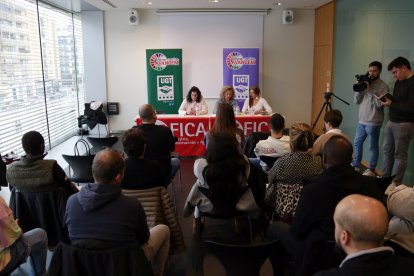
(352, 61, 389, 176)
(382, 57, 414, 185)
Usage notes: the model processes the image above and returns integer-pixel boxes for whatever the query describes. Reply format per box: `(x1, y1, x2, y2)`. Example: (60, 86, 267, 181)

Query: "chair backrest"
(62, 154, 95, 183)
(47, 241, 153, 276)
(122, 187, 186, 254)
(9, 188, 69, 247)
(86, 136, 119, 153)
(202, 239, 281, 276)
(259, 155, 279, 168)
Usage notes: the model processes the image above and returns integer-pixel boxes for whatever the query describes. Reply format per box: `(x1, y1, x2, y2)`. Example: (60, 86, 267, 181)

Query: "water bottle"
(234, 105, 240, 115)
(195, 105, 200, 116)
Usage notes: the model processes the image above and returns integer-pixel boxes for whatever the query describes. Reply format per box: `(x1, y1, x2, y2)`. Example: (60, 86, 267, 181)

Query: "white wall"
(102, 9, 314, 130)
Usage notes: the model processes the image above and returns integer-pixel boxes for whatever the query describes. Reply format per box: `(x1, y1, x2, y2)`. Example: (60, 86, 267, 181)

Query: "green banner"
(146, 49, 183, 114)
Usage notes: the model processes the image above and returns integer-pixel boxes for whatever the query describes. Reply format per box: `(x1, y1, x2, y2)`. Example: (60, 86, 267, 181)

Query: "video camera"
(353, 72, 372, 92)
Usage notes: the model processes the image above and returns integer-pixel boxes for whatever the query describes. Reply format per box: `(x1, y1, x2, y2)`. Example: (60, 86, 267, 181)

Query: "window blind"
(0, 0, 84, 155)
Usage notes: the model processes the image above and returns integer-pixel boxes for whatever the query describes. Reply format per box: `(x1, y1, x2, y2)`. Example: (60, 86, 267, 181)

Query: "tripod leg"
(312, 102, 327, 130)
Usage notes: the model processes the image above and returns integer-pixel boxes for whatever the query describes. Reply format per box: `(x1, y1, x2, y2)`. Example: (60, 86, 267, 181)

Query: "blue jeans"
(382, 121, 414, 184)
(352, 123, 381, 170)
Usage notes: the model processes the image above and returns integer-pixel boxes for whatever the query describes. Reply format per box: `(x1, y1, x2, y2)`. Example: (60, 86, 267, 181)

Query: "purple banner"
(223, 48, 259, 108)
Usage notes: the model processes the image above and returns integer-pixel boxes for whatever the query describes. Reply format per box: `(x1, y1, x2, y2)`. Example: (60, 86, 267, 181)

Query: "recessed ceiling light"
(142, 1, 152, 4)
(273, 2, 283, 6)
(209, 0, 220, 3)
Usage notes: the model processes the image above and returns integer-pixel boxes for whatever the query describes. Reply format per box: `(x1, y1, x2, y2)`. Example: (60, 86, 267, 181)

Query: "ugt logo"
(157, 76, 174, 101)
(150, 53, 180, 71)
(226, 52, 257, 70)
(233, 75, 249, 99)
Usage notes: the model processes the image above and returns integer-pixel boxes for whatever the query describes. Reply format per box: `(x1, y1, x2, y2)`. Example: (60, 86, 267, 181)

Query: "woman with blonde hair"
(241, 86, 272, 115)
(265, 122, 322, 222)
(213, 86, 237, 114)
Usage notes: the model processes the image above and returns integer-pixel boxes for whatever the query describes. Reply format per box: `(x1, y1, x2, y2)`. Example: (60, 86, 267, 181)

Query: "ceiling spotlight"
(208, 0, 220, 3)
(142, 1, 152, 4)
(273, 2, 283, 6)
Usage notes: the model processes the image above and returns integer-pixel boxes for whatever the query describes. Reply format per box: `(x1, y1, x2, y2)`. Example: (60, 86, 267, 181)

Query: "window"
(0, 0, 84, 155)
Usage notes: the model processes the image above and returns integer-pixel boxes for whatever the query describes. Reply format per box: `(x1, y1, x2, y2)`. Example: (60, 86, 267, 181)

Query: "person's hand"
(382, 97, 392, 107)
(187, 109, 196, 115)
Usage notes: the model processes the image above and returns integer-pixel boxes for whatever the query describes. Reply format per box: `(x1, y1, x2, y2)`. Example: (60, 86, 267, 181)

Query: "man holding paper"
(382, 56, 414, 185)
(352, 61, 389, 176)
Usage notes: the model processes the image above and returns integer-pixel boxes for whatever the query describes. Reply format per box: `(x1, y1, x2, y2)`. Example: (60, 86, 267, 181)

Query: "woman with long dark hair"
(241, 86, 272, 115)
(209, 103, 245, 147)
(183, 132, 257, 221)
(178, 86, 208, 115)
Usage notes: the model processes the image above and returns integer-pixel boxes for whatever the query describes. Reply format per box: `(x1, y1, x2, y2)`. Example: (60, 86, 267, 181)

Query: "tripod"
(312, 92, 350, 131)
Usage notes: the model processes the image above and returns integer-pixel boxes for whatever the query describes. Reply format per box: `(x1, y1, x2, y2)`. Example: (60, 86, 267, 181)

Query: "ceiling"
(44, 0, 332, 12)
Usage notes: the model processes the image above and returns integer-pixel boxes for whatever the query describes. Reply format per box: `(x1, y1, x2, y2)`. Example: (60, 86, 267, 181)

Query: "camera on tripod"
(353, 72, 372, 92)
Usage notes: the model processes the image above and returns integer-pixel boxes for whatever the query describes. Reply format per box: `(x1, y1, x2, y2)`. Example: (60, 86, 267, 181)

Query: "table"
(135, 114, 270, 156)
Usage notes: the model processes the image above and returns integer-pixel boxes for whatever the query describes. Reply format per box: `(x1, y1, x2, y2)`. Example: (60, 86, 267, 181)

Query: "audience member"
(65, 149, 170, 276)
(121, 128, 165, 189)
(241, 86, 272, 115)
(6, 131, 78, 194)
(136, 104, 180, 186)
(384, 182, 414, 256)
(253, 113, 290, 170)
(213, 86, 237, 113)
(352, 61, 389, 177)
(0, 157, 7, 188)
(311, 109, 349, 155)
(178, 86, 208, 115)
(0, 196, 47, 276)
(183, 132, 257, 233)
(267, 135, 384, 276)
(381, 56, 414, 185)
(315, 194, 414, 276)
(265, 122, 322, 222)
(208, 103, 245, 148)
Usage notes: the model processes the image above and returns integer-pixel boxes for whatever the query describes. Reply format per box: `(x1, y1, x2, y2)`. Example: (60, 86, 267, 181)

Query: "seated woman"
(208, 103, 245, 148)
(183, 132, 258, 232)
(178, 86, 208, 115)
(121, 128, 166, 189)
(265, 123, 322, 223)
(213, 86, 237, 114)
(242, 86, 272, 115)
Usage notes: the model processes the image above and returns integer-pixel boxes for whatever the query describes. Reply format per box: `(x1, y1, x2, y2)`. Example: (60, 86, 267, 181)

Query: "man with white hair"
(315, 194, 414, 275)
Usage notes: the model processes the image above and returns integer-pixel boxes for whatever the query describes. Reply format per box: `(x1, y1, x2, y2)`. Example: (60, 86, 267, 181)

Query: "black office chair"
(47, 240, 152, 276)
(86, 136, 119, 154)
(202, 239, 281, 276)
(62, 139, 95, 184)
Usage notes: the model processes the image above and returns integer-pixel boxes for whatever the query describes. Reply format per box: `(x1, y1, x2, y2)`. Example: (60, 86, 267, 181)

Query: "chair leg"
(170, 180, 177, 212)
(178, 167, 182, 192)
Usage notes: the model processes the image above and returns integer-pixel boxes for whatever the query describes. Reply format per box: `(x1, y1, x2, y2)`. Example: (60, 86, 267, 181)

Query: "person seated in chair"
(65, 149, 170, 276)
(183, 132, 258, 236)
(265, 123, 322, 223)
(384, 183, 414, 257)
(311, 109, 350, 156)
(121, 128, 165, 189)
(0, 196, 48, 276)
(267, 135, 384, 276)
(136, 104, 180, 186)
(252, 113, 291, 171)
(6, 131, 78, 194)
(315, 194, 414, 276)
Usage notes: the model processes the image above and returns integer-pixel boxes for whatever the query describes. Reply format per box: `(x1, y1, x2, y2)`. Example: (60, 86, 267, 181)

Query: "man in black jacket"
(315, 194, 414, 276)
(267, 135, 385, 275)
